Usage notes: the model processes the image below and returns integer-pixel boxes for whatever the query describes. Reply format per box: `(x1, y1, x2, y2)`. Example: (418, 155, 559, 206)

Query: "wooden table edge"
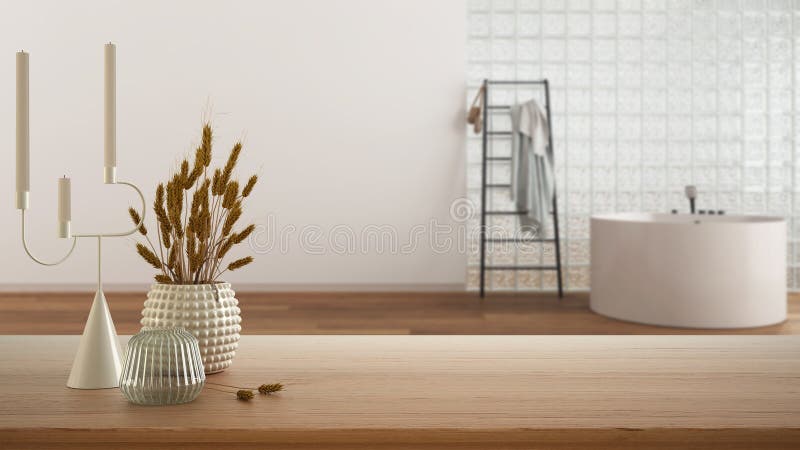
(2, 427, 799, 448)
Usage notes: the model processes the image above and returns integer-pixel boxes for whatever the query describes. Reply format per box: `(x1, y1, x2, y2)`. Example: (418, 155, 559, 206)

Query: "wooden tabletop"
(0, 335, 798, 449)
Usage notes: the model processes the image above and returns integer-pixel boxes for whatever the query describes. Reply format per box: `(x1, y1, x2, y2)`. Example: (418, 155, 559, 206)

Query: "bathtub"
(590, 213, 786, 329)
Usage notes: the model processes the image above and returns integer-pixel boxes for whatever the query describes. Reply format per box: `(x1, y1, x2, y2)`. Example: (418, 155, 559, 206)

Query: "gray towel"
(510, 99, 554, 236)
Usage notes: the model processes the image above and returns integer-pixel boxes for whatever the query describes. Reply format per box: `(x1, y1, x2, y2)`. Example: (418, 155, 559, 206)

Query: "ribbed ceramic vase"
(140, 283, 241, 374)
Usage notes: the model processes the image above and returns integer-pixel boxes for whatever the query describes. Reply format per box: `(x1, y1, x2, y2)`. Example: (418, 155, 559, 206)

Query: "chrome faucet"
(685, 185, 697, 214)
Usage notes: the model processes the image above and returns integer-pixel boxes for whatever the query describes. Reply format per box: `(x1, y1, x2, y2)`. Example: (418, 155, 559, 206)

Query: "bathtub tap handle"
(684, 185, 697, 214)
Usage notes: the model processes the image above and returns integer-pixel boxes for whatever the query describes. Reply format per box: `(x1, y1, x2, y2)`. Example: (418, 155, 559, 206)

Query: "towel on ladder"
(510, 99, 554, 236)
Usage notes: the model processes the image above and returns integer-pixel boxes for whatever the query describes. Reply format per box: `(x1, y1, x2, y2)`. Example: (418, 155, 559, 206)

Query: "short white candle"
(58, 177, 71, 238)
(104, 43, 116, 183)
(16, 51, 30, 209)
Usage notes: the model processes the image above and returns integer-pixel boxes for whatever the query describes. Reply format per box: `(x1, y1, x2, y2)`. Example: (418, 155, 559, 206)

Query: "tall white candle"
(58, 177, 71, 238)
(104, 43, 116, 183)
(16, 51, 30, 209)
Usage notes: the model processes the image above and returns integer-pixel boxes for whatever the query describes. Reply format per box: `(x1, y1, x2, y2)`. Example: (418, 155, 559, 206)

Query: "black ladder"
(478, 79, 564, 298)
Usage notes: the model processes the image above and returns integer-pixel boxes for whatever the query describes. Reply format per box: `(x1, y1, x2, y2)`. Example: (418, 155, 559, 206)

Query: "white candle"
(58, 177, 71, 238)
(104, 43, 116, 183)
(16, 51, 29, 209)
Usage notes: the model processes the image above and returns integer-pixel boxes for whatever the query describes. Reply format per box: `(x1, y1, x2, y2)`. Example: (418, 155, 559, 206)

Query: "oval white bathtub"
(590, 213, 786, 329)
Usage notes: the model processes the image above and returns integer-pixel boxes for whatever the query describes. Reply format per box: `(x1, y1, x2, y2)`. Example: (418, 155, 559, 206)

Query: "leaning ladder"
(478, 79, 564, 298)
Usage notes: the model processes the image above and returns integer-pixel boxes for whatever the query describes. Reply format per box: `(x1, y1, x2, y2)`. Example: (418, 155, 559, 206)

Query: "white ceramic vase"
(140, 283, 241, 374)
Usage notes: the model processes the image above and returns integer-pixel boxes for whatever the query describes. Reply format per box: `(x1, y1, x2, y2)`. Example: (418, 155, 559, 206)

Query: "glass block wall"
(466, 0, 798, 291)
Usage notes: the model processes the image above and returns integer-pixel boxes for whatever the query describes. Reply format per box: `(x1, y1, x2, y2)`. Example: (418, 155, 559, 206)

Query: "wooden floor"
(1, 291, 798, 334)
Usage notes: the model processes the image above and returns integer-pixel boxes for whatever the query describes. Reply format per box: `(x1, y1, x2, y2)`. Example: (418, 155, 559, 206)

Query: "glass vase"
(119, 327, 205, 405)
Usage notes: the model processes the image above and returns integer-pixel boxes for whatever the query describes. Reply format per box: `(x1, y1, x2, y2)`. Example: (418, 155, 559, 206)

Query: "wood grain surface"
(0, 335, 798, 449)
(0, 291, 798, 335)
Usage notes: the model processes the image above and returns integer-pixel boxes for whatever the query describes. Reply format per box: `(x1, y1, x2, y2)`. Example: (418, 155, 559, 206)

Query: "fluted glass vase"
(119, 327, 205, 405)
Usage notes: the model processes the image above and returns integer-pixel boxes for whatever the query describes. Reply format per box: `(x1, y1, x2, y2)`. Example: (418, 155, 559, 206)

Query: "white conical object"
(66, 289, 123, 389)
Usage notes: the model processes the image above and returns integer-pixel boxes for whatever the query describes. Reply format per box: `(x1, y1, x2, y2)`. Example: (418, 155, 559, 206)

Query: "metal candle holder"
(15, 43, 141, 389)
(19, 182, 145, 389)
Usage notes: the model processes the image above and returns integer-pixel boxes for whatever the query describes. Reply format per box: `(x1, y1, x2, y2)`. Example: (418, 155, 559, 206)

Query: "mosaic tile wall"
(466, 0, 798, 291)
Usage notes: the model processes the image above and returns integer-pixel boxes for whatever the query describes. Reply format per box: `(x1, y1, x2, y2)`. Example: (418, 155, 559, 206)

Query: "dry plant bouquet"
(130, 123, 257, 284)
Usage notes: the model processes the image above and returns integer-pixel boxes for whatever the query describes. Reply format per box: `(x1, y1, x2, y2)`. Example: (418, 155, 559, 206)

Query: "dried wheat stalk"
(130, 122, 258, 284)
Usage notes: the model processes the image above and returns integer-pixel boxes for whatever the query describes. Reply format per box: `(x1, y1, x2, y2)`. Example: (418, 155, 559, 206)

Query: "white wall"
(0, 0, 467, 290)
